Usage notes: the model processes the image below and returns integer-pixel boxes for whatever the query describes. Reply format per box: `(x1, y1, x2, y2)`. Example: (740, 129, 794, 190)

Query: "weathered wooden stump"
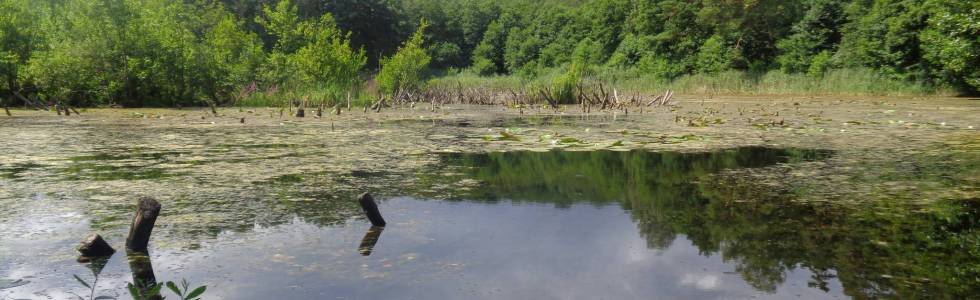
(358, 226, 385, 256)
(295, 108, 305, 118)
(126, 197, 161, 252)
(240, 117, 246, 124)
(358, 193, 386, 227)
(3, 105, 10, 116)
(77, 233, 115, 258)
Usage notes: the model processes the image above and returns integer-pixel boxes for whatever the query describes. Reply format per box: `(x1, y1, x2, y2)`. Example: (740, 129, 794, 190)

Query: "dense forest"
(0, 0, 977, 107)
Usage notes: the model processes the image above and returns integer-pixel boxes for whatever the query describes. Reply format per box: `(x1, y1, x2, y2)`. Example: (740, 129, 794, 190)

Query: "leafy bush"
(808, 51, 833, 77)
(257, 0, 366, 102)
(376, 20, 431, 96)
(694, 35, 735, 74)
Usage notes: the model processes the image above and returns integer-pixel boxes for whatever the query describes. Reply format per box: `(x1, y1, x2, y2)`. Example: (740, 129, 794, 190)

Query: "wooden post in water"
(126, 197, 161, 252)
(3, 104, 10, 116)
(358, 193, 386, 227)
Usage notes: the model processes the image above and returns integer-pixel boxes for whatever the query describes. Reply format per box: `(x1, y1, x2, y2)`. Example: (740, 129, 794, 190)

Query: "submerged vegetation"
(0, 0, 978, 110)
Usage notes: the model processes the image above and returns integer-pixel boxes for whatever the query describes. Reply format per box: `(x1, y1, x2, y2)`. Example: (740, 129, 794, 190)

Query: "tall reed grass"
(430, 67, 953, 97)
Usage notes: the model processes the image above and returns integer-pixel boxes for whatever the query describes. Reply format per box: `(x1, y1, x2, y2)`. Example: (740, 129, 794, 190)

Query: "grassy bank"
(429, 67, 955, 97)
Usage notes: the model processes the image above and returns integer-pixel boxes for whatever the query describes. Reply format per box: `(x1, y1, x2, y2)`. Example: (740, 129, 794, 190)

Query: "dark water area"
(1, 146, 977, 299)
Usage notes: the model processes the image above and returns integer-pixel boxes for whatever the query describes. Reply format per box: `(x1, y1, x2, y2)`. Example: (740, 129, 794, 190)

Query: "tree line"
(1, 0, 977, 108)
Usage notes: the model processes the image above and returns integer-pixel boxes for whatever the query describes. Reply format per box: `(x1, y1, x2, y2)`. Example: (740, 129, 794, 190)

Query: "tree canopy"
(1, 0, 977, 107)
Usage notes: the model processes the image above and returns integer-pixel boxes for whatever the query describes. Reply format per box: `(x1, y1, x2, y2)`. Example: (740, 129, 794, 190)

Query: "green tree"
(290, 14, 367, 97)
(199, 14, 264, 104)
(695, 35, 735, 73)
(920, 0, 980, 92)
(471, 15, 514, 75)
(376, 20, 431, 96)
(777, 0, 848, 73)
(837, 0, 929, 81)
(256, 0, 367, 98)
(0, 0, 45, 101)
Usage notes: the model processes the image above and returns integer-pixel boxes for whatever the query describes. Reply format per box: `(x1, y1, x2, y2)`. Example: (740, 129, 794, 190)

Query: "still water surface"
(1, 137, 975, 299)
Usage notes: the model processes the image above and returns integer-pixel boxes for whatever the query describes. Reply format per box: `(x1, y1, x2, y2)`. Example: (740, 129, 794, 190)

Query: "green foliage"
(920, 0, 980, 92)
(0, 0, 44, 94)
(572, 38, 604, 67)
(808, 50, 834, 77)
(376, 20, 431, 96)
(200, 14, 265, 103)
(695, 35, 734, 73)
(166, 279, 207, 300)
(471, 18, 510, 75)
(7, 0, 980, 107)
(551, 63, 582, 104)
(777, 0, 847, 73)
(837, 0, 929, 80)
(255, 0, 366, 102)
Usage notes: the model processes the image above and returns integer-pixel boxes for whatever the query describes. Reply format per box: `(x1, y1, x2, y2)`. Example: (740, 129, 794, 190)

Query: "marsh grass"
(430, 67, 953, 97)
(234, 86, 376, 108)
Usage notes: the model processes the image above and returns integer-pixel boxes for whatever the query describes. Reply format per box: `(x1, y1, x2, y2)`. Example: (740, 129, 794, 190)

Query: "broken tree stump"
(126, 197, 161, 252)
(3, 105, 10, 116)
(295, 108, 305, 118)
(77, 233, 116, 258)
(358, 193, 386, 227)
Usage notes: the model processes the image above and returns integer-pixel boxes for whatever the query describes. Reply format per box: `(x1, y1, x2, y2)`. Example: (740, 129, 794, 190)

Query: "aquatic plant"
(73, 274, 206, 300)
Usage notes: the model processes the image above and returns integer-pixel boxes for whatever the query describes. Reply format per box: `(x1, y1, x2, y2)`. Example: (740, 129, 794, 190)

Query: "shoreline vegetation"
(1, 0, 978, 111)
(428, 67, 957, 98)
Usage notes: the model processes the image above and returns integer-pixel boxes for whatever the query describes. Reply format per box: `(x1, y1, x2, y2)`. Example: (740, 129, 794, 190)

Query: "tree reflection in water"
(428, 147, 978, 298)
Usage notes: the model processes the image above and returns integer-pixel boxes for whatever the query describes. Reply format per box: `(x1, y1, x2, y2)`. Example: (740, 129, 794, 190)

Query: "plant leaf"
(148, 283, 163, 296)
(72, 274, 91, 289)
(185, 286, 207, 300)
(166, 281, 181, 297)
(127, 283, 140, 299)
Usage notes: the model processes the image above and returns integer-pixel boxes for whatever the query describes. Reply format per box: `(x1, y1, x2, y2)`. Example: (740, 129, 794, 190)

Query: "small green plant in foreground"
(73, 273, 207, 300)
(126, 279, 207, 300)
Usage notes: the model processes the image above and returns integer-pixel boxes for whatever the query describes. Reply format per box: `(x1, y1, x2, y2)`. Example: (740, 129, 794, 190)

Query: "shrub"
(377, 20, 431, 96)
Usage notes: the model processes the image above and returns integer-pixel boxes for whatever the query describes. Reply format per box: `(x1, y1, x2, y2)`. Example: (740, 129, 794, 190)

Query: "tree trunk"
(126, 197, 161, 252)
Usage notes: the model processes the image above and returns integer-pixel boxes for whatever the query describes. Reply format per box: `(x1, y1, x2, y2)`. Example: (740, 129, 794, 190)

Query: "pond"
(0, 104, 977, 299)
